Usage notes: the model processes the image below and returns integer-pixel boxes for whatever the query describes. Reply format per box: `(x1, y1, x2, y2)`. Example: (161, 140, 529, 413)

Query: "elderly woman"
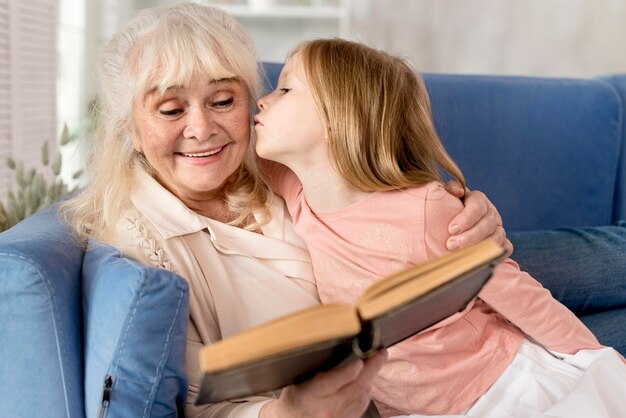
(62, 3, 508, 417)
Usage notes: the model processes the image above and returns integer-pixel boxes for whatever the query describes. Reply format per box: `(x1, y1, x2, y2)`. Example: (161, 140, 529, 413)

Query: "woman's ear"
(132, 137, 143, 153)
(126, 118, 143, 152)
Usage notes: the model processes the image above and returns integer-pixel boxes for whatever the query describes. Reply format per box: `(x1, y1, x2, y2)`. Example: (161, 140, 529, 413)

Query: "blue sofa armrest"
(82, 241, 189, 418)
(0, 204, 85, 418)
(0, 204, 190, 418)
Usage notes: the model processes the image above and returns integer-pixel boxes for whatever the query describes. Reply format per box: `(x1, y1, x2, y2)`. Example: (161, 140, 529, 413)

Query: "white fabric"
(394, 340, 626, 418)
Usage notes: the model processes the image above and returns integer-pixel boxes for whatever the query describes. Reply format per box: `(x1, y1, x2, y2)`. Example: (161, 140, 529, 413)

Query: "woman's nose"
(183, 108, 216, 140)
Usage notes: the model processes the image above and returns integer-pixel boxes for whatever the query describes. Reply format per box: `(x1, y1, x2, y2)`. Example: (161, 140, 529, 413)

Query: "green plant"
(0, 124, 83, 232)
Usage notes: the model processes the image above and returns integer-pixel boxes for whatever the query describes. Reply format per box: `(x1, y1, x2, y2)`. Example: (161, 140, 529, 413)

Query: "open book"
(196, 240, 505, 404)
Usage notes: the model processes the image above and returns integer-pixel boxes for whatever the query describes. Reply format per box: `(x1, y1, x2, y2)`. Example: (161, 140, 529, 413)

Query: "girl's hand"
(260, 350, 387, 418)
(444, 181, 513, 256)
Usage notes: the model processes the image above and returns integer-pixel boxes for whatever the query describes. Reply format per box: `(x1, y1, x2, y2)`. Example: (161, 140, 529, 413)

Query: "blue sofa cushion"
(0, 204, 84, 418)
(82, 241, 189, 418)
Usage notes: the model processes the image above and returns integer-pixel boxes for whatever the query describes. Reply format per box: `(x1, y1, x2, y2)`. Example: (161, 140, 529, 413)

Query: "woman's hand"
(444, 181, 513, 256)
(260, 350, 387, 418)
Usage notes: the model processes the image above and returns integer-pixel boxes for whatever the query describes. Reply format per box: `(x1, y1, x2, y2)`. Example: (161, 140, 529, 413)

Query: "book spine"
(352, 322, 381, 358)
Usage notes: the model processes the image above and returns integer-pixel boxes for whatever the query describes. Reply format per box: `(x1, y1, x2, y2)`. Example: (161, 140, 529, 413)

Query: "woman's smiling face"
(132, 76, 251, 203)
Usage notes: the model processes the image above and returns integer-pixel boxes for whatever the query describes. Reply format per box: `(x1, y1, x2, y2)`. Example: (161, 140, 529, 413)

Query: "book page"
(200, 304, 360, 374)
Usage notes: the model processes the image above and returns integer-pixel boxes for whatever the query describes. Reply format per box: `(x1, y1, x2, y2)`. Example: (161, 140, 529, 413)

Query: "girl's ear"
(325, 127, 332, 143)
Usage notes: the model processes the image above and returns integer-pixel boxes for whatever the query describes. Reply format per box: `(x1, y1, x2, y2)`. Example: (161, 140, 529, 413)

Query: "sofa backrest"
(598, 74, 626, 223)
(424, 73, 622, 231)
(262, 63, 625, 231)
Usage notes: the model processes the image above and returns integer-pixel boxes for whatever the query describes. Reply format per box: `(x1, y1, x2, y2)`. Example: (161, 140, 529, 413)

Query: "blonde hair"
(61, 2, 270, 243)
(294, 38, 465, 192)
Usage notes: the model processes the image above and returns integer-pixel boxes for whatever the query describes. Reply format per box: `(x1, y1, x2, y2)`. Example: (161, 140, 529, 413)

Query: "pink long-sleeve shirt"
(270, 166, 603, 417)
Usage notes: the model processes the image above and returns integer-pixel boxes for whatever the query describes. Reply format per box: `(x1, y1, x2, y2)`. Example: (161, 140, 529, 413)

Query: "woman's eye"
(212, 97, 234, 108)
(158, 108, 182, 117)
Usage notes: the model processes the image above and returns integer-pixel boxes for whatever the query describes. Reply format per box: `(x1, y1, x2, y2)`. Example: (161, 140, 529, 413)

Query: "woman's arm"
(444, 181, 512, 256)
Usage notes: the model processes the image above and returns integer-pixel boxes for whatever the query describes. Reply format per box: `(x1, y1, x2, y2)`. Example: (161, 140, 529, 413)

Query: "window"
(0, 0, 57, 198)
(57, 0, 85, 185)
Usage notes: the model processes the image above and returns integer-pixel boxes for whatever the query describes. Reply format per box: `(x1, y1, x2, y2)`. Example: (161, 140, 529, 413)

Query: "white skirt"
(392, 339, 626, 418)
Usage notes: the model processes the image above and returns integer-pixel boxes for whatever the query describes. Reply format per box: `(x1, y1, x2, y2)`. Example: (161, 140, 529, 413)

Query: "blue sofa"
(1, 67, 626, 417)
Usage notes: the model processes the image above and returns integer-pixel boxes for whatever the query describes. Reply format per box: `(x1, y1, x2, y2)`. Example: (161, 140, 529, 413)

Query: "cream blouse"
(110, 168, 320, 418)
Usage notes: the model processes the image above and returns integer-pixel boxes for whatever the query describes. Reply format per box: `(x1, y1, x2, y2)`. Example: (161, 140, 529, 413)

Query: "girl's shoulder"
(357, 181, 458, 218)
(397, 181, 453, 202)
(400, 181, 464, 216)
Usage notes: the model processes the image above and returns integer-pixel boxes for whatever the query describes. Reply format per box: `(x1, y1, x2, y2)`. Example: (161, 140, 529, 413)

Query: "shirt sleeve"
(421, 183, 604, 355)
(421, 182, 464, 260)
(417, 183, 476, 330)
(478, 259, 603, 354)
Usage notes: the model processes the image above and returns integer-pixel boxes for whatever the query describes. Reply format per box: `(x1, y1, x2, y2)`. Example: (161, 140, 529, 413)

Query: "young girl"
(254, 38, 626, 418)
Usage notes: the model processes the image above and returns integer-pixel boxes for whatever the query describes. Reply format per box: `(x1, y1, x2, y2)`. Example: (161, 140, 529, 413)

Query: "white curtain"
(0, 0, 57, 199)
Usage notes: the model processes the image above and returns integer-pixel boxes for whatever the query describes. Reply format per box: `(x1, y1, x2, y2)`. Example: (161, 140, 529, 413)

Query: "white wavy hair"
(62, 2, 270, 242)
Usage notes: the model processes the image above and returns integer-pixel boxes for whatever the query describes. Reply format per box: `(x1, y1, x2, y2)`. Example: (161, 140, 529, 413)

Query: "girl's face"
(255, 52, 326, 169)
(132, 76, 251, 204)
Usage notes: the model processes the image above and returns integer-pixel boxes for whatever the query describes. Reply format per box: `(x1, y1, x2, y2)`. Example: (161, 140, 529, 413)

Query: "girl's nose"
(257, 95, 268, 110)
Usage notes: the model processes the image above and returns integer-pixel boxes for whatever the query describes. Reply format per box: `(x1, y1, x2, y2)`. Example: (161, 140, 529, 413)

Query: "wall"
(349, 0, 626, 77)
(106, 1, 626, 77)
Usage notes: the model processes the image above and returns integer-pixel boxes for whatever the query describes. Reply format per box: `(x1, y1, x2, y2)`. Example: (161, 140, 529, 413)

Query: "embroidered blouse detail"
(126, 216, 173, 271)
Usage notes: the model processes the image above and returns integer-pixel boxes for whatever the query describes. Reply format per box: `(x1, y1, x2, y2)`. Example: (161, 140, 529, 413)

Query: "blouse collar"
(131, 167, 217, 239)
